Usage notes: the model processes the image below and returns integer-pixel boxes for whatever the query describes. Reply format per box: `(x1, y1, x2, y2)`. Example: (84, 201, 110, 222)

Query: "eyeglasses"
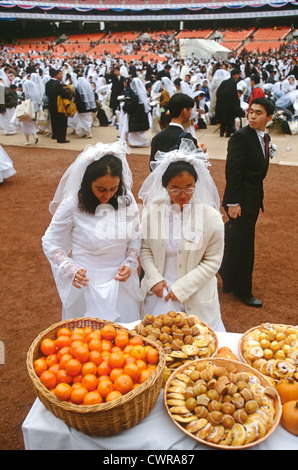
(167, 186, 195, 196)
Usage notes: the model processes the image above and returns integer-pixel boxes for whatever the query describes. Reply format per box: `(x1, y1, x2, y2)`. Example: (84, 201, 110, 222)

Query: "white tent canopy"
(179, 39, 231, 60)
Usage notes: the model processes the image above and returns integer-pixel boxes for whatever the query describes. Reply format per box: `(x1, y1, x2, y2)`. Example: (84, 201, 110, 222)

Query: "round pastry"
(233, 408, 248, 424)
(208, 411, 223, 426)
(194, 405, 208, 418)
(186, 315, 198, 327)
(208, 399, 222, 412)
(173, 329, 184, 340)
(240, 388, 253, 402)
(196, 394, 210, 407)
(215, 381, 228, 395)
(221, 414, 235, 429)
(231, 394, 245, 409)
(221, 402, 236, 415)
(193, 382, 207, 396)
(181, 326, 192, 336)
(172, 339, 184, 350)
(245, 399, 259, 414)
(191, 325, 201, 336)
(183, 335, 194, 345)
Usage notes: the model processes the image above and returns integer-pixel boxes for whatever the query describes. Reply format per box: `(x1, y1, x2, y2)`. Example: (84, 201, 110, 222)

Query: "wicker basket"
(27, 317, 166, 436)
(164, 358, 282, 450)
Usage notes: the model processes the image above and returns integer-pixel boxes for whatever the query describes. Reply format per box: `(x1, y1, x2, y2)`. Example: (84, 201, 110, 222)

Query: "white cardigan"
(140, 198, 224, 330)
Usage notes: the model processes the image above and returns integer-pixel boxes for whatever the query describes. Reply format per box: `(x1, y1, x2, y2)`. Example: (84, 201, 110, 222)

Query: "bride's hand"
(72, 269, 89, 288)
(115, 265, 131, 282)
(151, 280, 168, 298)
(165, 290, 178, 301)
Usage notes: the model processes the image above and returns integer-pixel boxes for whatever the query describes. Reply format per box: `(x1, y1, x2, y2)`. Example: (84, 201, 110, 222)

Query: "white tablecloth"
(22, 330, 298, 450)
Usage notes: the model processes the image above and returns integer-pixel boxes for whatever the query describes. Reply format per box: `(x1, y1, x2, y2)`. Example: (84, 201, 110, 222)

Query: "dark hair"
(49, 67, 58, 78)
(250, 73, 261, 85)
(251, 97, 275, 116)
(168, 93, 194, 118)
(231, 68, 241, 77)
(78, 155, 128, 213)
(162, 161, 198, 188)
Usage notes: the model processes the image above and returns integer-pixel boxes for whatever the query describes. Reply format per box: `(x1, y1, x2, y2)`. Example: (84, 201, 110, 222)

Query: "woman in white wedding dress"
(42, 141, 142, 322)
(0, 145, 16, 183)
(138, 139, 225, 332)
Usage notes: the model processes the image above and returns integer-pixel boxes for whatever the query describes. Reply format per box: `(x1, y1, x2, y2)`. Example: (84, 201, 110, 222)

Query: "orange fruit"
(89, 350, 103, 366)
(55, 335, 72, 350)
(129, 336, 144, 346)
(59, 353, 73, 369)
(34, 357, 48, 376)
(109, 351, 125, 369)
(48, 363, 60, 375)
(101, 339, 113, 352)
(111, 346, 122, 353)
(97, 379, 114, 398)
(70, 386, 88, 404)
(82, 374, 98, 391)
(147, 364, 157, 372)
(139, 369, 152, 384)
(123, 355, 136, 367)
(56, 327, 71, 337)
(85, 331, 102, 343)
(83, 326, 93, 336)
(105, 390, 123, 402)
(70, 333, 85, 343)
(56, 368, 73, 385)
(136, 359, 147, 372)
(123, 345, 134, 356)
(40, 370, 57, 389)
(54, 383, 72, 401)
(83, 390, 103, 405)
(89, 338, 102, 352)
(72, 373, 83, 384)
(101, 351, 111, 362)
(57, 346, 71, 361)
(98, 374, 111, 383)
(146, 348, 159, 365)
(40, 338, 57, 356)
(123, 363, 140, 383)
(45, 354, 59, 368)
(131, 345, 146, 361)
(114, 332, 129, 348)
(110, 368, 124, 383)
(97, 360, 112, 377)
(65, 358, 82, 377)
(72, 328, 85, 337)
(113, 374, 134, 395)
(81, 361, 98, 376)
(101, 325, 116, 341)
(71, 343, 89, 363)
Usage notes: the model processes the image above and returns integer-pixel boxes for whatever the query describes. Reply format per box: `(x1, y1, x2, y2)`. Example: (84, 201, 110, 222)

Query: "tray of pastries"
(238, 323, 298, 384)
(164, 358, 282, 449)
(134, 312, 218, 382)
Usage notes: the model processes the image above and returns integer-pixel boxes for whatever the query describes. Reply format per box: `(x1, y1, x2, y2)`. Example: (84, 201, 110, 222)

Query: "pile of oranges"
(33, 324, 160, 405)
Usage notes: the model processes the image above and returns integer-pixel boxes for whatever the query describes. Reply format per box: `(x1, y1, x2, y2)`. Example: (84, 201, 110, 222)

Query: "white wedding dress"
(42, 195, 142, 323)
(0, 145, 16, 183)
(143, 202, 226, 332)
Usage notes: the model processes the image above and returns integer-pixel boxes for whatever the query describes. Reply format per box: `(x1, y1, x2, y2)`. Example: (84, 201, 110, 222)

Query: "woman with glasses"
(138, 139, 226, 332)
(42, 141, 142, 322)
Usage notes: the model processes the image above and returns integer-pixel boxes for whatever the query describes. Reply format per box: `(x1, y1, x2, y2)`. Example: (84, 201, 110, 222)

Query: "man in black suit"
(107, 66, 124, 116)
(219, 97, 275, 308)
(287, 57, 298, 80)
(45, 68, 71, 143)
(215, 68, 244, 138)
(150, 93, 206, 166)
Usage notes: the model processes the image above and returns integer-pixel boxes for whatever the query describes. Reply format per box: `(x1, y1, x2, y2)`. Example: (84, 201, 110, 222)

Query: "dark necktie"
(264, 133, 269, 162)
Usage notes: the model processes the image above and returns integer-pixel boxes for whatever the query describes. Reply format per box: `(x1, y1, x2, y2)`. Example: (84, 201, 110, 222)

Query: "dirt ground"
(0, 144, 297, 450)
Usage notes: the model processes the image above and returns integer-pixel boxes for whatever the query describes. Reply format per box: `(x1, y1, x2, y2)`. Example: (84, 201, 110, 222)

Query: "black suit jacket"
(222, 125, 270, 215)
(45, 78, 70, 114)
(150, 124, 197, 164)
(215, 77, 243, 122)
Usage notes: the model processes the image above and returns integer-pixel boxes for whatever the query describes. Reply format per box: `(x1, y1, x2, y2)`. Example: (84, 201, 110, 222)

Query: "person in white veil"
(11, 74, 40, 145)
(74, 76, 97, 138)
(120, 77, 151, 148)
(282, 75, 296, 94)
(179, 80, 197, 138)
(209, 68, 230, 120)
(42, 140, 142, 322)
(139, 138, 225, 332)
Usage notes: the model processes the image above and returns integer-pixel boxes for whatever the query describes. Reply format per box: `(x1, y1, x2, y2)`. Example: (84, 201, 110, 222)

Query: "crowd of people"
(1, 41, 298, 146)
(0, 35, 297, 325)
